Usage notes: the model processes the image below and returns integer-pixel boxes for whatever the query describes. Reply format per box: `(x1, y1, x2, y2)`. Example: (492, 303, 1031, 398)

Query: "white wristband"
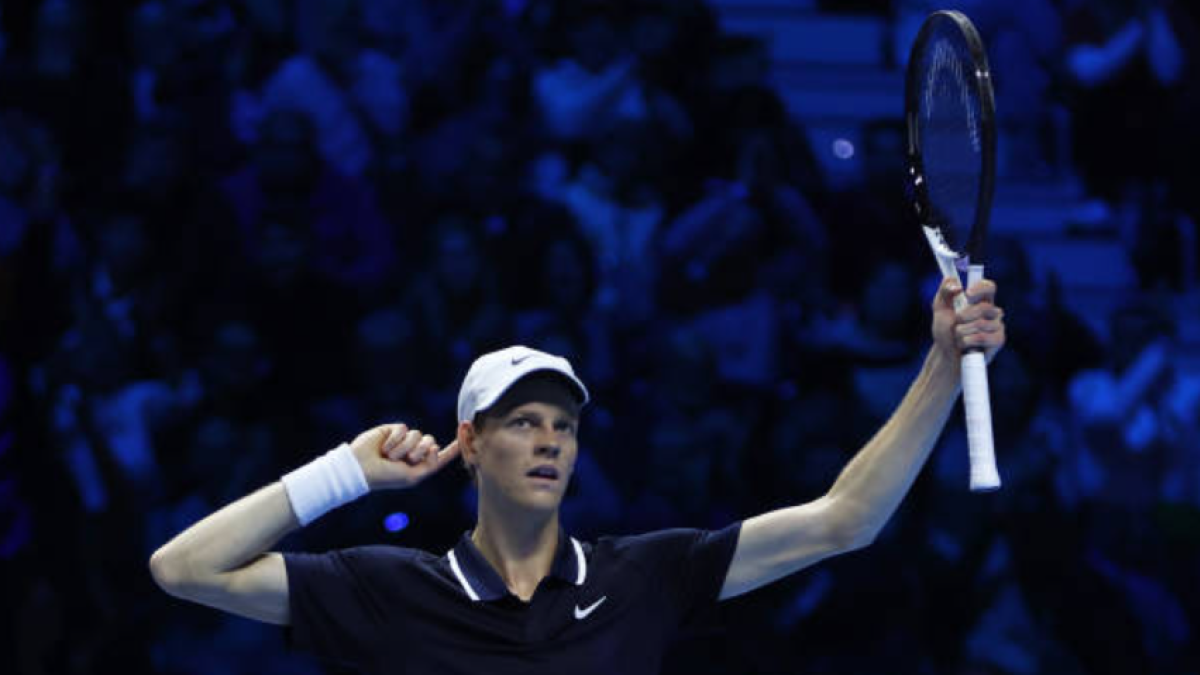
(281, 443, 370, 526)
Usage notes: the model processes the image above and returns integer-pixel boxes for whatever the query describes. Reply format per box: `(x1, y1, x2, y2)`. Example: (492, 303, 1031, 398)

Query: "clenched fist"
(349, 424, 461, 491)
(931, 277, 1006, 364)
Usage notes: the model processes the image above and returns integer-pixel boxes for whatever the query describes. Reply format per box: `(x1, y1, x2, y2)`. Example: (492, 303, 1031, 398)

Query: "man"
(150, 277, 1005, 674)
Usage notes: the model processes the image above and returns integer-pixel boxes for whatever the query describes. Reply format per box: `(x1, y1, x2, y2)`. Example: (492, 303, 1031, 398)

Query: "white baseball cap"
(456, 345, 590, 423)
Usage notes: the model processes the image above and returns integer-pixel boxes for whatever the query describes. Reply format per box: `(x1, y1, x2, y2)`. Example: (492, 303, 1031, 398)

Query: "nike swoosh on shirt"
(574, 596, 607, 620)
(511, 355, 532, 365)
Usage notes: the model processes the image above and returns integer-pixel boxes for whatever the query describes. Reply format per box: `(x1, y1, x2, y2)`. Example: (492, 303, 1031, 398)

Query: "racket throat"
(923, 225, 980, 314)
(922, 225, 969, 272)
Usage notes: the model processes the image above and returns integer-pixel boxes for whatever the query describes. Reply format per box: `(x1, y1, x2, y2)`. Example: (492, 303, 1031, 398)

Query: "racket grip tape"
(963, 263, 999, 492)
(961, 350, 999, 491)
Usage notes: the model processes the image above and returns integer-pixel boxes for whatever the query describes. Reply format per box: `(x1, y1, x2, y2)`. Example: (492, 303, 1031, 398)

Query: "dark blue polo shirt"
(284, 523, 741, 674)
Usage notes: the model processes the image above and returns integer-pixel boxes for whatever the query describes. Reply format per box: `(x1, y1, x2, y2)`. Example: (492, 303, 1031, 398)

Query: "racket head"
(905, 10, 996, 263)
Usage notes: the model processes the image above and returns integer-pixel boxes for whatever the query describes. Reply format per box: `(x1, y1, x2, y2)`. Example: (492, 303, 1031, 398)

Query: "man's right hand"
(350, 424, 461, 491)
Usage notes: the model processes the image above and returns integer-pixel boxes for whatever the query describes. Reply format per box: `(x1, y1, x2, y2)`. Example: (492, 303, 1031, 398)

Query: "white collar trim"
(447, 549, 481, 601)
(449, 537, 586, 601)
(571, 537, 587, 585)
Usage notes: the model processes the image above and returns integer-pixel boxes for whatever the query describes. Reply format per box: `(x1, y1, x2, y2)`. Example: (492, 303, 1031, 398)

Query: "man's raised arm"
(720, 278, 1005, 600)
(149, 424, 458, 624)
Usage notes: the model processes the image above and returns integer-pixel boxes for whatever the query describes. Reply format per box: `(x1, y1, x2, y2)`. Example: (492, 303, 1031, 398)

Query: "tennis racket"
(905, 10, 1000, 492)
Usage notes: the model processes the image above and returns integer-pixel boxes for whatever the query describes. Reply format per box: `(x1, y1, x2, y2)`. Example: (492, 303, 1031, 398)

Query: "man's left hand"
(931, 278, 1006, 364)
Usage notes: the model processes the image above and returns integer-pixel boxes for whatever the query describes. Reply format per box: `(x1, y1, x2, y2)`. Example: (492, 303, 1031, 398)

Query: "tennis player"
(150, 277, 1005, 674)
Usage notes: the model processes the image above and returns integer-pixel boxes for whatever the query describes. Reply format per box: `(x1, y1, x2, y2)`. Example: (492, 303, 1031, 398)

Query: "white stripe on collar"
(447, 549, 481, 602)
(571, 537, 587, 585)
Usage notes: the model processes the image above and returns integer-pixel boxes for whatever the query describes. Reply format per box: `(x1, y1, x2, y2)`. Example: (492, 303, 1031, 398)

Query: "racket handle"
(961, 350, 999, 491)
(922, 229, 1001, 492)
(963, 264, 999, 492)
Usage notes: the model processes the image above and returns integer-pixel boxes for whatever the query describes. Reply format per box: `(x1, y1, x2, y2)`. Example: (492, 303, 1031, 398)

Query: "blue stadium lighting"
(384, 512, 410, 532)
(832, 138, 855, 160)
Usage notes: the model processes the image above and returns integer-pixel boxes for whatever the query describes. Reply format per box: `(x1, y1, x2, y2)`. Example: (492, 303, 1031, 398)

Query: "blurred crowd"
(0, 0, 1198, 673)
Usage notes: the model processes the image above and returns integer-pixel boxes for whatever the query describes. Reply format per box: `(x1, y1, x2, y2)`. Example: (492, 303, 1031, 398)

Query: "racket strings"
(924, 40, 980, 153)
(916, 32, 985, 254)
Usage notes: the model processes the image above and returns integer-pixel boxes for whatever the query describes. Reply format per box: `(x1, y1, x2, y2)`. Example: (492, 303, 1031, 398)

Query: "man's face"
(470, 402, 579, 514)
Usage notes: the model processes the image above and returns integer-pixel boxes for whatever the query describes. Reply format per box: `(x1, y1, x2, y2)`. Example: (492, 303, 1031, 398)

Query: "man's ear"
(457, 420, 479, 464)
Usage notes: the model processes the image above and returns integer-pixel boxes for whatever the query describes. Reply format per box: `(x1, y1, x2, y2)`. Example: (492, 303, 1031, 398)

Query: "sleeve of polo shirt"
(622, 522, 742, 626)
(284, 547, 400, 666)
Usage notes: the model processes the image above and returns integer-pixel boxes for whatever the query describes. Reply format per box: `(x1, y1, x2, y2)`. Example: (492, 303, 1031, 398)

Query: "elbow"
(149, 547, 191, 598)
(823, 501, 880, 553)
(149, 547, 175, 591)
(839, 526, 878, 552)
(824, 514, 878, 553)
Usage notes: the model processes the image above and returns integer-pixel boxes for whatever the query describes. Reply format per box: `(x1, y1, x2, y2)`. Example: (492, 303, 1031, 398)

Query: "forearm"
(148, 425, 449, 624)
(825, 347, 960, 543)
(150, 482, 298, 592)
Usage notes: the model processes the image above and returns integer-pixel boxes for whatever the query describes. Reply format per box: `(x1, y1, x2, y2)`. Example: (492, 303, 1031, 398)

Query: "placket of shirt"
(483, 591, 534, 645)
(526, 576, 583, 644)
(518, 535, 581, 642)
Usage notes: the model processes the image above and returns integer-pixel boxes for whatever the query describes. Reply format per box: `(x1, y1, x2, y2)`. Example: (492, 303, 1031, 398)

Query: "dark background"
(1, 0, 1198, 673)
